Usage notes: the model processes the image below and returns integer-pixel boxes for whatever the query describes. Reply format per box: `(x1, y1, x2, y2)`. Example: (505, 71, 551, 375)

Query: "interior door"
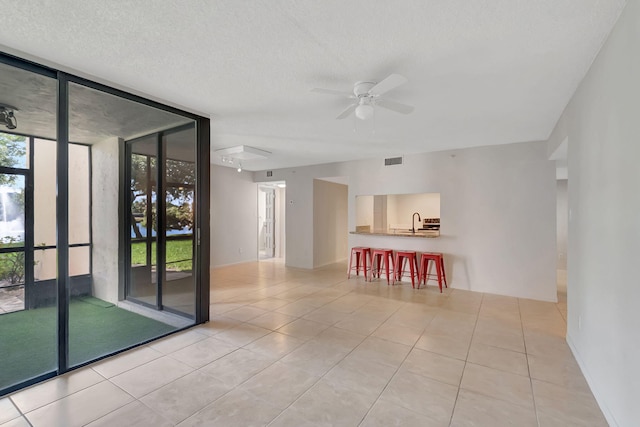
(264, 189, 275, 258)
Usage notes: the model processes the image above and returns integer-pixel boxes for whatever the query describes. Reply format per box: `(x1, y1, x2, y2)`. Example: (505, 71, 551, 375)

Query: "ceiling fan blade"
(311, 88, 351, 97)
(336, 103, 357, 119)
(368, 74, 408, 96)
(376, 98, 414, 114)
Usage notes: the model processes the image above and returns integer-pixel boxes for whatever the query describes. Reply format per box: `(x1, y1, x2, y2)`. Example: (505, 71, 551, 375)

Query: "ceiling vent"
(384, 156, 403, 166)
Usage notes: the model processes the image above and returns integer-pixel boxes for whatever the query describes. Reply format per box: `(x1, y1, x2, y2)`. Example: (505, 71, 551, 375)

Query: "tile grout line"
(221, 263, 594, 426)
(358, 282, 468, 425)
(95, 376, 175, 426)
(7, 395, 33, 427)
(93, 340, 192, 381)
(263, 280, 407, 426)
(10, 263, 581, 426)
(157, 315, 302, 424)
(102, 268, 328, 424)
(262, 279, 412, 425)
(183, 276, 370, 426)
(119, 272, 292, 425)
(355, 293, 446, 427)
(518, 297, 541, 427)
(167, 349, 285, 425)
(8, 371, 111, 419)
(106, 355, 206, 422)
(554, 288, 567, 322)
(446, 292, 483, 427)
(94, 327, 266, 426)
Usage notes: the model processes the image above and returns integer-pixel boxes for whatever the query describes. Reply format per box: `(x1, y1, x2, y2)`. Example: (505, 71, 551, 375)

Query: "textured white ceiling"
(0, 0, 627, 170)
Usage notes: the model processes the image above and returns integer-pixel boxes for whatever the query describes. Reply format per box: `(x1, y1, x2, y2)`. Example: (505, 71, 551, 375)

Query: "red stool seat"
(347, 247, 372, 281)
(370, 249, 395, 285)
(394, 250, 419, 288)
(418, 252, 447, 292)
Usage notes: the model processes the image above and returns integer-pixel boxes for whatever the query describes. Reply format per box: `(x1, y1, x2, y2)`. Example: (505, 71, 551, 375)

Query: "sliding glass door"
(127, 135, 158, 308)
(162, 127, 196, 316)
(125, 124, 196, 318)
(0, 59, 59, 393)
(0, 51, 209, 396)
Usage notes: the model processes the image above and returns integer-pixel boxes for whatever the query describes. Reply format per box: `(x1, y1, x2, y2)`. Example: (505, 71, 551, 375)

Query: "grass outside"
(131, 238, 193, 271)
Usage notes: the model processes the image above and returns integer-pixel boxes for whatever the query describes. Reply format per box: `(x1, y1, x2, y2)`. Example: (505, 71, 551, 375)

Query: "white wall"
(210, 165, 258, 267)
(399, 193, 440, 220)
(556, 179, 568, 271)
(386, 194, 398, 229)
(547, 1, 639, 425)
(255, 140, 557, 301)
(260, 162, 343, 268)
(313, 179, 348, 268)
(389, 193, 440, 229)
(355, 195, 373, 228)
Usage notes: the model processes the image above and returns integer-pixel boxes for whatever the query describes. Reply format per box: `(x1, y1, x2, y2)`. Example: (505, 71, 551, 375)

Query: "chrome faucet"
(412, 212, 421, 233)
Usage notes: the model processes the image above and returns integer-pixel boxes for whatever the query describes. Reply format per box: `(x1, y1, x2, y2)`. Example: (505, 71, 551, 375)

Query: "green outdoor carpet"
(0, 297, 177, 391)
(75, 296, 115, 308)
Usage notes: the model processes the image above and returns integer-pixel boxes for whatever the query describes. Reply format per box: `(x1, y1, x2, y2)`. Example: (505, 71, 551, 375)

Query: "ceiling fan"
(311, 74, 414, 120)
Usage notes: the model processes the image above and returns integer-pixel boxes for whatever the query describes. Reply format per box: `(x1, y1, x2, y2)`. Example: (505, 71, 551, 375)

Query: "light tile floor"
(2, 261, 607, 426)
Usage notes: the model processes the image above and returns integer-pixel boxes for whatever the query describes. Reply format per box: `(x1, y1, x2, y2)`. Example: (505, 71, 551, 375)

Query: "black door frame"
(0, 50, 210, 397)
(123, 123, 198, 318)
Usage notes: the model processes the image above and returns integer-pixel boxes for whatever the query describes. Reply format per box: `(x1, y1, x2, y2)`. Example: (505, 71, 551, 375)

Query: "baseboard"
(210, 258, 258, 269)
(567, 334, 619, 427)
(313, 258, 348, 269)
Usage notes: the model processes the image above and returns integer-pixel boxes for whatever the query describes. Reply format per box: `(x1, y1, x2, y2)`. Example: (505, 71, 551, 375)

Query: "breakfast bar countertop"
(349, 231, 440, 238)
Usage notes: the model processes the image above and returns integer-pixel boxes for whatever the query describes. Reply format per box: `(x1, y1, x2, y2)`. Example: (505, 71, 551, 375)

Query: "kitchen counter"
(350, 230, 440, 238)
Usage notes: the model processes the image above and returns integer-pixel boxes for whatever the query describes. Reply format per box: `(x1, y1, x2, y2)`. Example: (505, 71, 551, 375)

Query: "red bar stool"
(418, 252, 448, 292)
(394, 250, 419, 288)
(347, 247, 372, 281)
(370, 248, 395, 285)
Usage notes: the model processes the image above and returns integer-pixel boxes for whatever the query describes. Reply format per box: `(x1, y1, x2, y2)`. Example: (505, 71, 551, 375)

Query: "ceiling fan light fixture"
(311, 74, 412, 121)
(355, 103, 374, 120)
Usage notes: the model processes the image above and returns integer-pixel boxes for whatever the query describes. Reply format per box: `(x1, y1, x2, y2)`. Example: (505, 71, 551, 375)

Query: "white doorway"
(258, 182, 285, 260)
(550, 137, 568, 318)
(556, 179, 568, 317)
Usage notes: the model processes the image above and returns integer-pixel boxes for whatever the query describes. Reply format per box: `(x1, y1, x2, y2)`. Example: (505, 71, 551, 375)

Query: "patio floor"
(0, 286, 24, 314)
